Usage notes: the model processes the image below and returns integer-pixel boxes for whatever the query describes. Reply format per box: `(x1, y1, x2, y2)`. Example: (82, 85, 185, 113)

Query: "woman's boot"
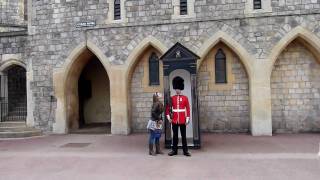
(149, 144, 156, 156)
(155, 142, 164, 154)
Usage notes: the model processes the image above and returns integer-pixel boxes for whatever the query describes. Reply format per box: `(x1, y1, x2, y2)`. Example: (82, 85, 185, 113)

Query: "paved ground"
(0, 133, 319, 180)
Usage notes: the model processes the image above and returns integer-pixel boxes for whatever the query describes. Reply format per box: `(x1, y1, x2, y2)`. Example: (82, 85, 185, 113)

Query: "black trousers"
(172, 124, 188, 153)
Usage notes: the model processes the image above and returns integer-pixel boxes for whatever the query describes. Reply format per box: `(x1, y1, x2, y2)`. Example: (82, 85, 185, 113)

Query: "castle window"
(24, 0, 28, 20)
(172, 0, 195, 19)
(114, 0, 121, 20)
(215, 49, 227, 84)
(149, 53, 160, 85)
(180, 0, 188, 15)
(107, 0, 126, 23)
(253, 0, 262, 9)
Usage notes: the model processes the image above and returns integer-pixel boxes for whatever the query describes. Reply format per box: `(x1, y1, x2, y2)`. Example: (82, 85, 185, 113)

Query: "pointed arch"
(197, 31, 254, 79)
(125, 36, 168, 80)
(125, 36, 168, 132)
(63, 41, 112, 79)
(267, 26, 320, 77)
(197, 31, 255, 133)
(53, 41, 112, 134)
(0, 59, 26, 73)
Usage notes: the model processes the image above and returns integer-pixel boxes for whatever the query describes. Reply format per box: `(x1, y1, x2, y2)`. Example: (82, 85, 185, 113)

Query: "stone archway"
(65, 49, 111, 133)
(267, 27, 320, 133)
(197, 42, 250, 133)
(271, 38, 320, 133)
(125, 36, 167, 132)
(53, 42, 114, 134)
(128, 46, 163, 132)
(0, 62, 27, 122)
(198, 32, 255, 133)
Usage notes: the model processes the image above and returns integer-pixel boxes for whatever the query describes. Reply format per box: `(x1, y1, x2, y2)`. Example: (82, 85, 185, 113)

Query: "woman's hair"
(153, 92, 164, 112)
(153, 92, 160, 103)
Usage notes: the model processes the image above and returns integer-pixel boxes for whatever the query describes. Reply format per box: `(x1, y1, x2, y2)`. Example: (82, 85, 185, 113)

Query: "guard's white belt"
(172, 109, 186, 112)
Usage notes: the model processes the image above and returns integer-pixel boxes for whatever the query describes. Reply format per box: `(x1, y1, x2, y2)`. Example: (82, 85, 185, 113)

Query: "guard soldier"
(166, 76, 191, 156)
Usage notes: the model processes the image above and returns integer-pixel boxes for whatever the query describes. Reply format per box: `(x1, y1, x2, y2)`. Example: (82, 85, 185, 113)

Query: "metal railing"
(0, 98, 27, 122)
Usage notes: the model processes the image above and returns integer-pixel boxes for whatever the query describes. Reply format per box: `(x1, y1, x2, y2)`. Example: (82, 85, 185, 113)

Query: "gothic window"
(149, 53, 160, 86)
(215, 49, 227, 84)
(180, 0, 188, 15)
(114, 0, 121, 20)
(253, 0, 262, 9)
(24, 0, 28, 20)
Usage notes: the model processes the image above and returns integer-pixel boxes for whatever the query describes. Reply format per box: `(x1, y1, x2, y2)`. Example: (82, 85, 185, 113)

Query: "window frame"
(114, 0, 121, 20)
(215, 49, 227, 84)
(148, 52, 160, 86)
(172, 0, 195, 19)
(253, 0, 262, 10)
(180, 0, 188, 15)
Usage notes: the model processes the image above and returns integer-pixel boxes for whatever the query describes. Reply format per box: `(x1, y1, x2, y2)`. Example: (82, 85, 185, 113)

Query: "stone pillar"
(250, 60, 272, 136)
(27, 0, 36, 35)
(52, 70, 67, 134)
(0, 73, 8, 102)
(0, 73, 8, 121)
(109, 67, 130, 135)
(26, 70, 35, 127)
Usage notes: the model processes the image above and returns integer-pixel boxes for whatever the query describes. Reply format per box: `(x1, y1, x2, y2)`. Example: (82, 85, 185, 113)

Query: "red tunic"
(165, 95, 190, 124)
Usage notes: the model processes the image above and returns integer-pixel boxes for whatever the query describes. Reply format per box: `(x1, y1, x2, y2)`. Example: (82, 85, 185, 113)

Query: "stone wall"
(130, 61, 154, 132)
(198, 44, 250, 133)
(0, 0, 26, 25)
(2, 0, 320, 134)
(28, 13, 320, 133)
(272, 0, 320, 13)
(0, 36, 26, 56)
(271, 40, 320, 133)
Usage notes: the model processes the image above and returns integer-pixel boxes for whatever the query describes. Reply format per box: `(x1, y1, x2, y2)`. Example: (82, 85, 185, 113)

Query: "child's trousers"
(149, 130, 161, 144)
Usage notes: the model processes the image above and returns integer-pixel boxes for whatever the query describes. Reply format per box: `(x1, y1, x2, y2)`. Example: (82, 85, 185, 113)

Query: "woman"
(148, 92, 164, 156)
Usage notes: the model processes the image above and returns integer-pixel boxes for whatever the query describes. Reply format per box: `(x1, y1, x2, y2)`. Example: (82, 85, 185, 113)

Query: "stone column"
(250, 60, 272, 136)
(0, 73, 8, 102)
(52, 70, 67, 134)
(26, 69, 35, 127)
(109, 67, 130, 135)
(0, 72, 8, 121)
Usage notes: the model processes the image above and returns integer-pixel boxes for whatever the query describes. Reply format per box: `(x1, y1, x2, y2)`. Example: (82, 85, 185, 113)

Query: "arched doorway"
(66, 49, 111, 134)
(0, 64, 27, 122)
(271, 38, 320, 133)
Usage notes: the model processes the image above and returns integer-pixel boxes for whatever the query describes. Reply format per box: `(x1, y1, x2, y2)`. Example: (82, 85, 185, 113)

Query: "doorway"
(0, 65, 27, 122)
(68, 54, 111, 134)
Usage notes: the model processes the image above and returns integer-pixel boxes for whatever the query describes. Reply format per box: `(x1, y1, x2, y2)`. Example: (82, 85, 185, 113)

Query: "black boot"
(155, 142, 163, 154)
(168, 150, 177, 156)
(149, 144, 156, 156)
(183, 151, 191, 157)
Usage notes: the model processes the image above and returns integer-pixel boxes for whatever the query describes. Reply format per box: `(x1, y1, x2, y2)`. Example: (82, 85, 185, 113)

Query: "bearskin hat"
(172, 76, 184, 90)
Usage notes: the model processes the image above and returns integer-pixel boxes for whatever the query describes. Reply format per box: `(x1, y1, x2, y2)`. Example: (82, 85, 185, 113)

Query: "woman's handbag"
(146, 120, 156, 130)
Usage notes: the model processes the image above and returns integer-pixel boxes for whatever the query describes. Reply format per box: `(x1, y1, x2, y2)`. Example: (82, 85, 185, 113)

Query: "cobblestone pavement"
(0, 133, 319, 180)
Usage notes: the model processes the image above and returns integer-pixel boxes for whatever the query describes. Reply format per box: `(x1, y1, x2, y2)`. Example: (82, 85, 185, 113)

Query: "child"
(148, 92, 164, 156)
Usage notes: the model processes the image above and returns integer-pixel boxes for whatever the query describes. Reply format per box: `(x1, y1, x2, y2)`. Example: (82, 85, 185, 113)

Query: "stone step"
(0, 121, 26, 127)
(0, 129, 42, 138)
(0, 121, 42, 138)
(0, 126, 36, 132)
